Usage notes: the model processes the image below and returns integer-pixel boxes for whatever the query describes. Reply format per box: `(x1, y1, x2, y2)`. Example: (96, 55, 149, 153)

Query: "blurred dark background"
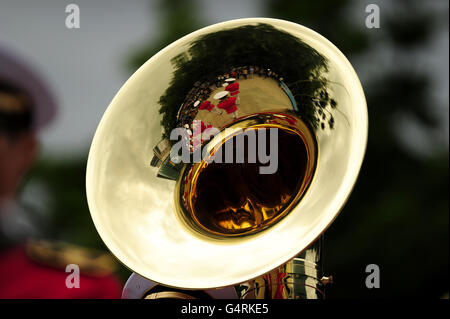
(3, 0, 448, 298)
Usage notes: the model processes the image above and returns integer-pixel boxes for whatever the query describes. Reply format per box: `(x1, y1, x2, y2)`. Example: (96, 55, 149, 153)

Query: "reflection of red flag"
(225, 82, 239, 92)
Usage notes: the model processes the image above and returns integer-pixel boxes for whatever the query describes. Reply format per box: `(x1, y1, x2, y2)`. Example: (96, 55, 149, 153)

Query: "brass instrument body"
(86, 18, 368, 298)
(237, 238, 323, 299)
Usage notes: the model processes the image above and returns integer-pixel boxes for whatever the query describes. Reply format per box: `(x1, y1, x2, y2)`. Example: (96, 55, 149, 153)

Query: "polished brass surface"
(145, 291, 196, 300)
(237, 238, 323, 299)
(122, 273, 238, 299)
(86, 18, 368, 290)
(175, 113, 317, 237)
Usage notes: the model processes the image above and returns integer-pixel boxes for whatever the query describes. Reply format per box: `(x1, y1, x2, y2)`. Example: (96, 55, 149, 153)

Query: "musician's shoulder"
(25, 239, 120, 277)
(0, 240, 123, 298)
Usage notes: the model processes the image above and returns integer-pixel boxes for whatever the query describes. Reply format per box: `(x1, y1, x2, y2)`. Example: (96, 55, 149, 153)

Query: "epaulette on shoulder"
(25, 239, 118, 277)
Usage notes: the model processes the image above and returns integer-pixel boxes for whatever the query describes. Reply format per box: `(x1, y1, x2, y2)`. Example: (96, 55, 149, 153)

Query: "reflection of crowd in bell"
(177, 66, 284, 153)
(177, 81, 213, 126)
(214, 66, 283, 84)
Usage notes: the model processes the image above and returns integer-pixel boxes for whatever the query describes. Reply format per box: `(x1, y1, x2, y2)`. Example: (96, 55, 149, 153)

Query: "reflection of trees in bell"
(159, 24, 337, 138)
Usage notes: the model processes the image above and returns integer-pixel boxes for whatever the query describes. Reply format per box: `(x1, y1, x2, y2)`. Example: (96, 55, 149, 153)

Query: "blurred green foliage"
(266, 0, 448, 298)
(128, 0, 203, 71)
(24, 0, 448, 297)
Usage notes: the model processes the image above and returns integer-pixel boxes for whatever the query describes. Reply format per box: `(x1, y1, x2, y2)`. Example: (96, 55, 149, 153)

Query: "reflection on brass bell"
(86, 18, 367, 298)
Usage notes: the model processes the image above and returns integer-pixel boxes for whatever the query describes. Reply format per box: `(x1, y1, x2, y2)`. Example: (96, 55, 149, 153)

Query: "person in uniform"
(198, 100, 222, 114)
(224, 79, 240, 105)
(0, 47, 122, 298)
(217, 96, 238, 119)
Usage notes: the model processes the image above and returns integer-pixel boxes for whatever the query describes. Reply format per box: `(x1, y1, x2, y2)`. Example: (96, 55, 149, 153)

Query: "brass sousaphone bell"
(86, 18, 368, 299)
